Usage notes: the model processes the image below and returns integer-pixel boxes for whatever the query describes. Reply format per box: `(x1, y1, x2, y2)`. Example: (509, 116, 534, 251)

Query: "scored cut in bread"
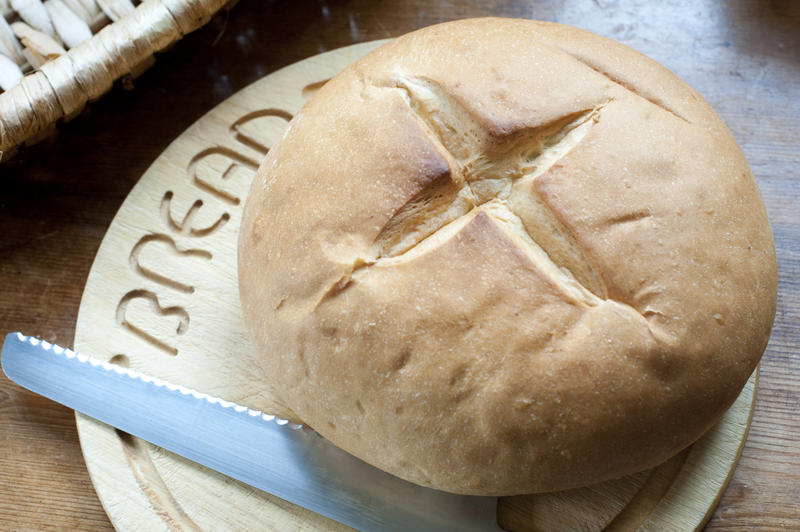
(238, 18, 777, 495)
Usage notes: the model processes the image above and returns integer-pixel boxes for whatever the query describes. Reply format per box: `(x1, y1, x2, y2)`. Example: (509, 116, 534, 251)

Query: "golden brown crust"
(238, 18, 777, 495)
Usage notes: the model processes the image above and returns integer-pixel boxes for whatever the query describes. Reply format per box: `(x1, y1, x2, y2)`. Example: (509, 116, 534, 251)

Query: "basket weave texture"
(0, 0, 231, 156)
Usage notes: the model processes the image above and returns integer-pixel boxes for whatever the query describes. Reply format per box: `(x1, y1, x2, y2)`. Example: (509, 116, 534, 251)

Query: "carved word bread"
(238, 18, 777, 495)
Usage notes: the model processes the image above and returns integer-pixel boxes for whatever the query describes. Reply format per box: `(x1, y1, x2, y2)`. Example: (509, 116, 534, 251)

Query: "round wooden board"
(74, 41, 758, 532)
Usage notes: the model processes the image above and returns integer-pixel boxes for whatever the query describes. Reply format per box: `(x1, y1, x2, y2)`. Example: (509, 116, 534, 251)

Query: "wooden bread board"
(73, 40, 758, 531)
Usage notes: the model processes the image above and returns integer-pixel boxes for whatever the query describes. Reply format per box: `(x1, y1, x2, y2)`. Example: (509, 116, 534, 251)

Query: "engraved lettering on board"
(114, 106, 299, 356)
(129, 234, 212, 294)
(231, 109, 293, 155)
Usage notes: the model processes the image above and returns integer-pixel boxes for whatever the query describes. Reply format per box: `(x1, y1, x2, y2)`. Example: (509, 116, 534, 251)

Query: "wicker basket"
(0, 0, 233, 159)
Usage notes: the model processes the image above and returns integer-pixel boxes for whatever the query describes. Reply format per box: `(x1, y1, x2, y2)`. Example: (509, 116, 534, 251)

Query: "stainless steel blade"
(1, 333, 502, 531)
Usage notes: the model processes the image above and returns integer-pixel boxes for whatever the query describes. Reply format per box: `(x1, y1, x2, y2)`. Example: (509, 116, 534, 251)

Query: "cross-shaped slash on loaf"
(367, 76, 609, 304)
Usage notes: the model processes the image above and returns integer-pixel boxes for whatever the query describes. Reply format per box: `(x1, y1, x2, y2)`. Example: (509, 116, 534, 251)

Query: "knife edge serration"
(12, 333, 303, 430)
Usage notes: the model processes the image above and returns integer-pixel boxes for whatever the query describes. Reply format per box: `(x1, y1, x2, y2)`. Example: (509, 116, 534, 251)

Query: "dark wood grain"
(1, 0, 798, 530)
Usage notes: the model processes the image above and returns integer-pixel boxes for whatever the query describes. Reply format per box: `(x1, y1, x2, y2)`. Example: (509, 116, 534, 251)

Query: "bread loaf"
(238, 18, 777, 495)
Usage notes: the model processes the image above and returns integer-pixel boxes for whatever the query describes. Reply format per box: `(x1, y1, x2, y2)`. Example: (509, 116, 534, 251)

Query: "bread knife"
(1, 332, 502, 531)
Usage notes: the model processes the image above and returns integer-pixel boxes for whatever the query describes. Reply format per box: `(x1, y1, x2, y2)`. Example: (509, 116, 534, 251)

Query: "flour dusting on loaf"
(238, 18, 777, 495)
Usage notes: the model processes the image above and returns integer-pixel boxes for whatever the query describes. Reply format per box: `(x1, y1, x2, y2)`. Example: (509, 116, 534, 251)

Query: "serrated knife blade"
(1, 332, 502, 531)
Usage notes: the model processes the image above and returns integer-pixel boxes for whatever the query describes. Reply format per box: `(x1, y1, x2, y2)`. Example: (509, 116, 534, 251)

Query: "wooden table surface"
(1, 1, 797, 530)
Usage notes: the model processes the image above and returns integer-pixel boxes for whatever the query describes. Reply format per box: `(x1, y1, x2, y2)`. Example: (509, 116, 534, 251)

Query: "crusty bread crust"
(238, 18, 777, 495)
